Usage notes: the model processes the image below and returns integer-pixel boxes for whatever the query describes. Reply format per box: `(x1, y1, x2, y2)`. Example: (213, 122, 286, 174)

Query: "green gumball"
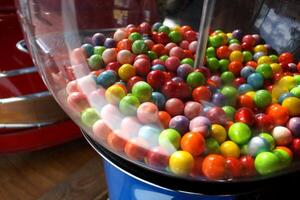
(290, 86, 300, 98)
(222, 106, 236, 121)
(254, 90, 272, 108)
(256, 64, 272, 79)
(255, 152, 280, 175)
(132, 81, 152, 102)
(273, 149, 292, 169)
(132, 40, 148, 54)
(186, 72, 205, 88)
(206, 138, 220, 154)
(119, 95, 140, 116)
(228, 122, 251, 145)
(81, 108, 100, 127)
(159, 129, 181, 153)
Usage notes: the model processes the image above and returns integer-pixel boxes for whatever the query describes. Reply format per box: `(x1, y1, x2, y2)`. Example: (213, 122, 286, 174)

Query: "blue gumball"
(278, 92, 295, 104)
(248, 136, 269, 156)
(81, 43, 94, 57)
(247, 73, 264, 90)
(238, 84, 254, 94)
(151, 92, 166, 110)
(240, 66, 255, 79)
(138, 125, 161, 147)
(96, 70, 117, 88)
(151, 64, 166, 71)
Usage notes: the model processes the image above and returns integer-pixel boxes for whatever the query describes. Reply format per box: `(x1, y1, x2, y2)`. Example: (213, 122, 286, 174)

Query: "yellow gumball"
(270, 63, 282, 73)
(169, 151, 194, 176)
(172, 25, 181, 32)
(220, 141, 240, 158)
(257, 56, 272, 65)
(282, 97, 300, 116)
(218, 32, 228, 45)
(118, 64, 136, 81)
(105, 85, 126, 104)
(245, 91, 256, 99)
(278, 76, 296, 90)
(226, 33, 233, 40)
(211, 124, 227, 144)
(229, 50, 244, 62)
(254, 45, 267, 54)
(272, 84, 289, 101)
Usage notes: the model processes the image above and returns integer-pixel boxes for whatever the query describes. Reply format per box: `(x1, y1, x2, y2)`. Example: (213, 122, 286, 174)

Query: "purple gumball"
(212, 92, 226, 106)
(177, 64, 193, 79)
(287, 117, 300, 137)
(189, 116, 211, 137)
(169, 115, 190, 135)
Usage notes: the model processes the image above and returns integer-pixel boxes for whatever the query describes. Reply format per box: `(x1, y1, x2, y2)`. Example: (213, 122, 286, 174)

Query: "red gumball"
(106, 61, 121, 72)
(157, 32, 170, 45)
(255, 113, 274, 132)
(242, 35, 256, 46)
(147, 70, 165, 90)
(292, 138, 300, 158)
(151, 43, 166, 56)
(127, 76, 144, 91)
(134, 58, 151, 76)
(169, 46, 185, 59)
(234, 107, 255, 126)
(152, 58, 165, 66)
(233, 77, 246, 87)
(216, 45, 231, 59)
(124, 138, 148, 161)
(196, 67, 211, 78)
(192, 86, 212, 102)
(278, 52, 294, 66)
(237, 94, 255, 109)
(225, 157, 242, 178)
(180, 40, 190, 49)
(184, 30, 197, 42)
(139, 22, 151, 34)
(127, 26, 139, 35)
(165, 98, 185, 116)
(241, 42, 253, 51)
(165, 56, 181, 72)
(146, 147, 169, 169)
(183, 49, 194, 59)
(145, 39, 155, 50)
(245, 61, 257, 68)
(239, 155, 256, 177)
(228, 61, 243, 76)
(190, 157, 204, 177)
(162, 80, 190, 99)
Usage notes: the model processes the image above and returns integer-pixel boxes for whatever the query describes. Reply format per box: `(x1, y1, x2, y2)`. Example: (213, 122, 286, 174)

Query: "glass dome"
(16, 0, 300, 184)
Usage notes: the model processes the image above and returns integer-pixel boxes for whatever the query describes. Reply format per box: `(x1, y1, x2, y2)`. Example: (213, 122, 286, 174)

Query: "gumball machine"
(16, 0, 300, 199)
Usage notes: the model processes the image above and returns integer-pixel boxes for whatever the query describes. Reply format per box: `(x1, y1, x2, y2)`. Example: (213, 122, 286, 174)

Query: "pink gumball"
(169, 47, 185, 59)
(165, 56, 181, 72)
(184, 101, 203, 120)
(206, 107, 227, 125)
(113, 29, 127, 42)
(188, 41, 198, 53)
(165, 43, 177, 52)
(102, 48, 117, 64)
(121, 116, 142, 138)
(92, 119, 112, 141)
(272, 126, 293, 146)
(137, 102, 159, 124)
(165, 98, 185, 116)
(67, 92, 89, 112)
(66, 80, 80, 95)
(117, 49, 134, 64)
(179, 40, 190, 49)
(189, 116, 211, 137)
(133, 58, 151, 76)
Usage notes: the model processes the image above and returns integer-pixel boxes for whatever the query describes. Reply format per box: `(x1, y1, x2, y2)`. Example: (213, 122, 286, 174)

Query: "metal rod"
(194, 0, 216, 68)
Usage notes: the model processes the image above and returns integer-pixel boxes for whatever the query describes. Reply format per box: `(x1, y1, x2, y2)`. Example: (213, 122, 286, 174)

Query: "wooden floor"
(0, 139, 108, 200)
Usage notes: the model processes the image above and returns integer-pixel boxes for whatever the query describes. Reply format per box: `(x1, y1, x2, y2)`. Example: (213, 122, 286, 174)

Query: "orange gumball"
(117, 39, 132, 51)
(181, 132, 205, 156)
(237, 94, 255, 109)
(158, 111, 171, 128)
(192, 86, 212, 102)
(151, 44, 166, 56)
(124, 138, 149, 161)
(107, 131, 127, 152)
(190, 156, 204, 177)
(202, 154, 226, 180)
(266, 104, 289, 125)
(216, 45, 231, 59)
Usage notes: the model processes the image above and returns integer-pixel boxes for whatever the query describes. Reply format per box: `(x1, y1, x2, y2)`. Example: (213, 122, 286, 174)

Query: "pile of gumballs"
(66, 22, 300, 180)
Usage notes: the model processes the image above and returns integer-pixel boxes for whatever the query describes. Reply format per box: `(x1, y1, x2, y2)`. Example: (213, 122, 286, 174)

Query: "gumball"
(202, 154, 226, 180)
(240, 66, 255, 79)
(128, 32, 142, 41)
(282, 97, 300, 116)
(165, 56, 181, 72)
(248, 136, 270, 156)
(168, 30, 182, 43)
(132, 58, 150, 76)
(158, 111, 171, 128)
(287, 117, 300, 137)
(183, 101, 203, 120)
(206, 46, 216, 58)
(232, 29, 243, 40)
(255, 152, 280, 175)
(169, 115, 190, 135)
(169, 151, 194, 176)
(256, 63, 272, 79)
(211, 124, 227, 144)
(247, 73, 264, 89)
(233, 77, 246, 88)
(102, 48, 117, 64)
(159, 129, 181, 153)
(169, 46, 185, 59)
(118, 64, 136, 81)
(137, 102, 159, 124)
(221, 86, 238, 106)
(266, 104, 289, 125)
(237, 94, 255, 109)
(278, 92, 295, 104)
(81, 108, 100, 127)
(239, 155, 256, 177)
(104, 38, 116, 48)
(229, 43, 242, 51)
(117, 49, 134, 64)
(138, 125, 161, 147)
(238, 84, 254, 94)
(258, 132, 275, 150)
(181, 58, 194, 67)
(222, 106, 236, 121)
(121, 116, 142, 138)
(190, 157, 204, 177)
(147, 70, 165, 90)
(290, 87, 300, 98)
(225, 157, 242, 178)
(184, 30, 197, 42)
(117, 39, 132, 51)
(228, 61, 243, 76)
(107, 131, 127, 152)
(139, 22, 151, 34)
(177, 64, 193, 79)
(127, 76, 143, 92)
(151, 92, 166, 110)
(105, 85, 126, 104)
(254, 90, 272, 109)
(228, 122, 251, 145)
(131, 81, 152, 102)
(92, 33, 105, 46)
(255, 113, 274, 132)
(216, 45, 231, 59)
(106, 61, 121, 72)
(273, 148, 292, 169)
(132, 40, 148, 54)
(188, 41, 198, 53)
(119, 95, 140, 116)
(152, 22, 162, 31)
(92, 119, 112, 141)
(165, 42, 177, 52)
(278, 52, 294, 66)
(212, 92, 226, 106)
(272, 126, 292, 146)
(242, 35, 256, 46)
(81, 43, 94, 57)
(234, 107, 255, 126)
(165, 98, 185, 116)
(125, 138, 148, 161)
(205, 138, 220, 154)
(242, 51, 253, 62)
(67, 92, 89, 112)
(206, 106, 227, 125)
(207, 57, 220, 71)
(88, 54, 104, 70)
(186, 72, 205, 88)
(189, 116, 211, 137)
(181, 132, 205, 156)
(229, 51, 243, 62)
(220, 141, 240, 158)
(192, 86, 212, 102)
(113, 29, 127, 42)
(146, 147, 169, 169)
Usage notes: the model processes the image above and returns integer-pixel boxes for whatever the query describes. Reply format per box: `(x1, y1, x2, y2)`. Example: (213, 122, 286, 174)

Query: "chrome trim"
(16, 39, 29, 54)
(0, 120, 64, 129)
(0, 91, 50, 104)
(0, 66, 37, 78)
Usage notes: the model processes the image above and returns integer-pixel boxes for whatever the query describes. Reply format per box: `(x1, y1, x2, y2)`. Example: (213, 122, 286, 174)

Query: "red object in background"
(0, 0, 81, 154)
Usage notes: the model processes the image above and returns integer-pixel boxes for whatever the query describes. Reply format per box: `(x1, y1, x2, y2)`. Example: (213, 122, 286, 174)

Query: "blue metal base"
(103, 159, 235, 200)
